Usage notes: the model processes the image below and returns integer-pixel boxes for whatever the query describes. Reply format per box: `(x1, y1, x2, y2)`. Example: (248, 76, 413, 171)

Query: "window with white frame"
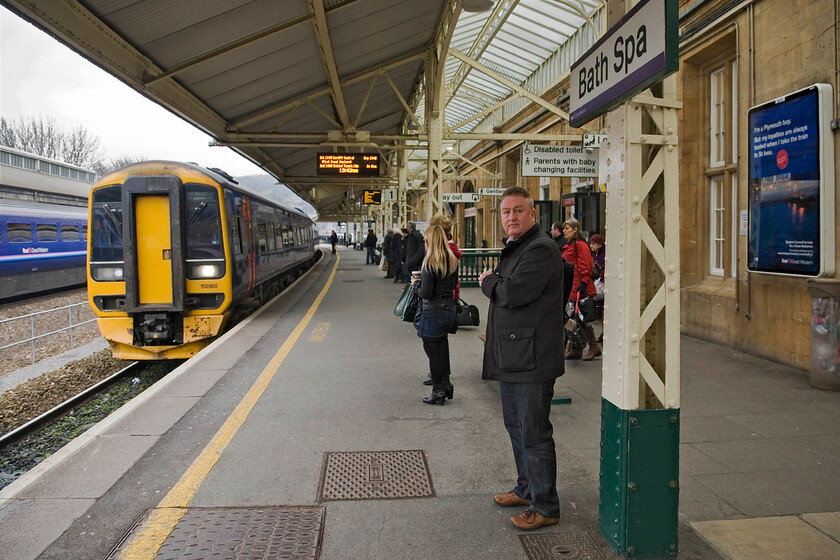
(710, 176, 725, 276)
(706, 59, 738, 278)
(710, 67, 725, 167)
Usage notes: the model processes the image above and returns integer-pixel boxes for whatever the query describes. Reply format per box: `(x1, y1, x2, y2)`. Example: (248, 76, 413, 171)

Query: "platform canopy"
(2, 0, 602, 219)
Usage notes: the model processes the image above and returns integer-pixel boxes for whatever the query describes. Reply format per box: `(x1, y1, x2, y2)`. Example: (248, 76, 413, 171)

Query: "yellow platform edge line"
(117, 254, 340, 560)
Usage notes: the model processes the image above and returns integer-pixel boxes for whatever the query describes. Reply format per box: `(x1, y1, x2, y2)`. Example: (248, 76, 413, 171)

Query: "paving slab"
(692, 515, 840, 560)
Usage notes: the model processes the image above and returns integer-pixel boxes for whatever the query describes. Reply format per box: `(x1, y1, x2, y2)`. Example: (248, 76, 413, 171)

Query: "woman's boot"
(423, 386, 447, 405)
(442, 377, 454, 400)
(564, 339, 581, 360)
(582, 324, 602, 361)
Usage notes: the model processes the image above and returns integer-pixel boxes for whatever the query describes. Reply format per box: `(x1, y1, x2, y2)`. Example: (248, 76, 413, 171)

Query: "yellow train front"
(87, 161, 317, 360)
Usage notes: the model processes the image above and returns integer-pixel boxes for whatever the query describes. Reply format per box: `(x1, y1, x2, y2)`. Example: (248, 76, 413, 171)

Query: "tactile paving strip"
(519, 531, 615, 560)
(108, 506, 325, 560)
(317, 450, 435, 501)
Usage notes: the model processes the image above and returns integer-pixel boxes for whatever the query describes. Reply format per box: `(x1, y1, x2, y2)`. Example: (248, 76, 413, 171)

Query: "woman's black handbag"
(394, 284, 419, 322)
(456, 298, 480, 327)
(577, 296, 597, 324)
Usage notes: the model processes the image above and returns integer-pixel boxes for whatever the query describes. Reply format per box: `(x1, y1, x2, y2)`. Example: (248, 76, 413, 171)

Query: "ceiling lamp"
(462, 0, 494, 13)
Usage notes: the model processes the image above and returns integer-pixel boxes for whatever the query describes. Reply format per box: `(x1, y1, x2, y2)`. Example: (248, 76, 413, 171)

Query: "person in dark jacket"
(391, 230, 404, 283)
(402, 221, 425, 283)
(414, 224, 458, 405)
(364, 228, 378, 264)
(479, 186, 564, 531)
(329, 230, 338, 254)
(382, 228, 395, 278)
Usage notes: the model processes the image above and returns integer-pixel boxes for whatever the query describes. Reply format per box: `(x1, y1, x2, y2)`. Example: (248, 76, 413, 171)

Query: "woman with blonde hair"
(414, 224, 458, 405)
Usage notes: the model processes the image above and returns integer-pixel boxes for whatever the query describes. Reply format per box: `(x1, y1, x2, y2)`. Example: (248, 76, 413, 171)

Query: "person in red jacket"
(561, 218, 600, 360)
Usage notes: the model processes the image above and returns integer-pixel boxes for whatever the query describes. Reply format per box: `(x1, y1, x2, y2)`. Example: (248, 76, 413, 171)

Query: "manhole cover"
(107, 506, 325, 560)
(519, 532, 609, 560)
(317, 450, 435, 501)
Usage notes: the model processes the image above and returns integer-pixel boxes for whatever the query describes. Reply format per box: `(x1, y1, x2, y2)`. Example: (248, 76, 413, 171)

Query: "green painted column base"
(599, 398, 680, 558)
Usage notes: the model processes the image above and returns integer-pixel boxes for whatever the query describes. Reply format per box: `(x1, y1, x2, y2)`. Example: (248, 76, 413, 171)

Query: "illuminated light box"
(747, 83, 835, 277)
(317, 153, 380, 176)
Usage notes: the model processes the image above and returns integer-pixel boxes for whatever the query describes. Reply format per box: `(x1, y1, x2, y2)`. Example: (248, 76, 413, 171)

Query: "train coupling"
(136, 313, 183, 346)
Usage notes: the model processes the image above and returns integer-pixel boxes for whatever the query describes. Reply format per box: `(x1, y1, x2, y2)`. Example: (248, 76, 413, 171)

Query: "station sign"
(317, 153, 380, 176)
(583, 134, 608, 148)
(569, 0, 678, 128)
(382, 188, 397, 202)
(362, 189, 381, 205)
(521, 144, 598, 177)
(479, 187, 506, 196)
(442, 193, 480, 203)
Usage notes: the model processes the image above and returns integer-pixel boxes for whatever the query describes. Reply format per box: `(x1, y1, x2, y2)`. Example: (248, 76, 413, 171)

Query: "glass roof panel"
(438, 0, 602, 130)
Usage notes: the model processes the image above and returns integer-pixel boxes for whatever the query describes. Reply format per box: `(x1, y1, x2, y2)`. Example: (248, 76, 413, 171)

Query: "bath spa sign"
(569, 0, 678, 128)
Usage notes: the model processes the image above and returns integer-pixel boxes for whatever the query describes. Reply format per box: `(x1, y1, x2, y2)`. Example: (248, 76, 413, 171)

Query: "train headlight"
(188, 263, 223, 279)
(92, 265, 124, 281)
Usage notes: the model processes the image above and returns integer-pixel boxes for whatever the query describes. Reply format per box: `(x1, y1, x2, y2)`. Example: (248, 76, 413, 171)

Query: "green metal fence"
(458, 248, 502, 287)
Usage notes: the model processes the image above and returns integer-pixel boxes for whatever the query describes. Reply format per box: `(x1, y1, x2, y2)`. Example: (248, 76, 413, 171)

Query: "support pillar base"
(599, 398, 680, 558)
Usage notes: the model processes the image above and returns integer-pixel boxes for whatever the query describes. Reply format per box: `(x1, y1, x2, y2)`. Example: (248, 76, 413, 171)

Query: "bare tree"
(0, 115, 102, 169)
(93, 154, 147, 176)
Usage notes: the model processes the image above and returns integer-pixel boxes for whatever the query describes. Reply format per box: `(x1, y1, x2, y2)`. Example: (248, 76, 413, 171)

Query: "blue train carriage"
(87, 161, 318, 360)
(0, 200, 88, 300)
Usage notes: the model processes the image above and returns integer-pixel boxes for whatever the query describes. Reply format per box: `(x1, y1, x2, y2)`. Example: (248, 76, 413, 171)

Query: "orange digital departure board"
(362, 190, 382, 205)
(317, 153, 380, 176)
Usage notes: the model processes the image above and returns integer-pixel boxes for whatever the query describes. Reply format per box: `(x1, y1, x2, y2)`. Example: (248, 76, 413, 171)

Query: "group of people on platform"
(337, 187, 606, 532)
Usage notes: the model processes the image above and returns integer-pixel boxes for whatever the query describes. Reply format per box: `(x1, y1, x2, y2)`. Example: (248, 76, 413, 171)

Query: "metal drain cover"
(318, 450, 435, 501)
(519, 531, 611, 560)
(108, 506, 325, 560)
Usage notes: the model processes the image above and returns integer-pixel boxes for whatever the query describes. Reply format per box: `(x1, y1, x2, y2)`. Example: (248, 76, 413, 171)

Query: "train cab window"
(185, 185, 224, 279)
(37, 224, 59, 242)
(7, 223, 32, 243)
(61, 225, 80, 242)
(90, 186, 124, 263)
(185, 185, 223, 259)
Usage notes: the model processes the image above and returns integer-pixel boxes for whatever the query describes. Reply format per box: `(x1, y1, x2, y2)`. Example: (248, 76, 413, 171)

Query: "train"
(0, 200, 88, 301)
(0, 145, 97, 301)
(86, 161, 320, 360)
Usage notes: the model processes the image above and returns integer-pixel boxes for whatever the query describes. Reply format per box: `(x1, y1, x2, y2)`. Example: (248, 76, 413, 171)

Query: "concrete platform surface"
(1, 246, 839, 560)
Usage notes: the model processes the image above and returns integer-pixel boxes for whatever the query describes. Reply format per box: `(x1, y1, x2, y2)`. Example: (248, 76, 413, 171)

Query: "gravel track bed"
(0, 288, 100, 377)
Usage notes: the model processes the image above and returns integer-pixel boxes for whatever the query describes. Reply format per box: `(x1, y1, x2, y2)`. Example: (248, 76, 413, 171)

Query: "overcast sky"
(0, 8, 265, 178)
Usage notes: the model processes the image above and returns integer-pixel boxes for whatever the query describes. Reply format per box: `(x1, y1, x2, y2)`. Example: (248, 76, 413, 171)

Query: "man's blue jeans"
(366, 246, 376, 264)
(500, 380, 560, 518)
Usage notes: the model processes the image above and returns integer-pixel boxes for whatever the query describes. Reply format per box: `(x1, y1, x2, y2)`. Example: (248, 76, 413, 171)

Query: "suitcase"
(456, 298, 480, 327)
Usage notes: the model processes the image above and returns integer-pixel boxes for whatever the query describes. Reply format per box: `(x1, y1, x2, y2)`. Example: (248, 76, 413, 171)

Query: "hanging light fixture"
(462, 0, 494, 13)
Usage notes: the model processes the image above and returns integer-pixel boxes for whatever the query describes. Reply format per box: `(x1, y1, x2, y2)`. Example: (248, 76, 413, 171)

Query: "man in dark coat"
(382, 228, 395, 278)
(402, 221, 425, 283)
(479, 186, 564, 531)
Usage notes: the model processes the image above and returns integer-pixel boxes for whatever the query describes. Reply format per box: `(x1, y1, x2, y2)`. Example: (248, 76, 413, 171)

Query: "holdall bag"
(394, 284, 419, 322)
(577, 295, 597, 324)
(456, 298, 480, 327)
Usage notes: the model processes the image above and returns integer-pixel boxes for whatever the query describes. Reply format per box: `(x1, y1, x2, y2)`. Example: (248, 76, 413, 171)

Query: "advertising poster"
(748, 85, 832, 276)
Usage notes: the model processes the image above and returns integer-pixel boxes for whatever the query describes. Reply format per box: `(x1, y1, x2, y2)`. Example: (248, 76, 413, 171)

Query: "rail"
(0, 302, 97, 365)
(459, 248, 503, 287)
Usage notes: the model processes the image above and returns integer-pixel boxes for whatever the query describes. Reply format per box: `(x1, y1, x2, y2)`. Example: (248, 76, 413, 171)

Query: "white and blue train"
(0, 146, 96, 301)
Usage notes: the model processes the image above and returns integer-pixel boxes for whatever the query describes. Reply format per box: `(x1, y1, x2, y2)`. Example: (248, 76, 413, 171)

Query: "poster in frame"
(747, 83, 835, 277)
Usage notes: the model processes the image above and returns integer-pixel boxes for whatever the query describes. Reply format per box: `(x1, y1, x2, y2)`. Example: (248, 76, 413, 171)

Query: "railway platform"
(1, 246, 839, 560)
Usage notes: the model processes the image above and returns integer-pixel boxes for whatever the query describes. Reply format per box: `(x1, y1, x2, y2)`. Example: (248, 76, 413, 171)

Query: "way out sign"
(521, 144, 598, 177)
(569, 0, 678, 128)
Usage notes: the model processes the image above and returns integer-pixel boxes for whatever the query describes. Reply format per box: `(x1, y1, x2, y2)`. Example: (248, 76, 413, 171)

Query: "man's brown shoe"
(511, 509, 559, 530)
(494, 491, 531, 507)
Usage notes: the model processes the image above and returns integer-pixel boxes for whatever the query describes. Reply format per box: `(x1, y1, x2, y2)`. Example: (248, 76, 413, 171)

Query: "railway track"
(0, 360, 180, 490)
